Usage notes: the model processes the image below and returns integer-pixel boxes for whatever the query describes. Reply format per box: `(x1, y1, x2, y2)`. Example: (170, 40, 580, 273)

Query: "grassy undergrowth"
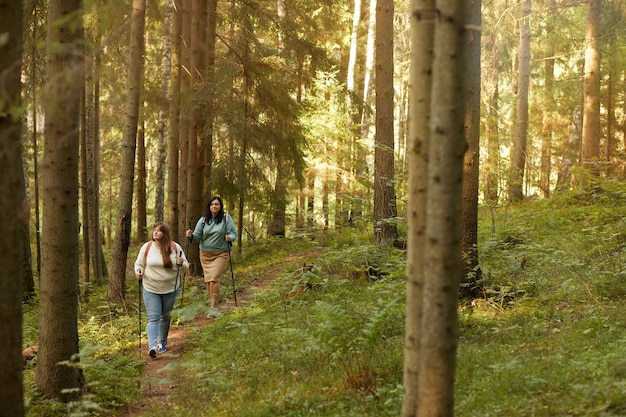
(23, 183, 626, 416)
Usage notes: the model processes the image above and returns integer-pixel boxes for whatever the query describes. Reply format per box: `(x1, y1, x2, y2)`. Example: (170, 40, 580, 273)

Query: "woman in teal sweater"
(186, 196, 237, 317)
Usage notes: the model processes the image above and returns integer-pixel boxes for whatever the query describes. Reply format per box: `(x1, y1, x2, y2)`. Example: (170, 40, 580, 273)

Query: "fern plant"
(286, 298, 403, 393)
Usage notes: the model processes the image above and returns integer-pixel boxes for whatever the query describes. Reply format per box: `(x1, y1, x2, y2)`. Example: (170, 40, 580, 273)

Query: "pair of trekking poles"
(138, 235, 238, 353)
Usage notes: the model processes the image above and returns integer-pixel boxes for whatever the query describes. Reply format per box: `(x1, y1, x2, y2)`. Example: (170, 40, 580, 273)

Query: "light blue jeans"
(143, 288, 179, 350)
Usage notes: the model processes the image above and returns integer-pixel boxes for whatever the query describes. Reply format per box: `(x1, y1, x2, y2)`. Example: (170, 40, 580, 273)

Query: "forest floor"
(111, 249, 321, 416)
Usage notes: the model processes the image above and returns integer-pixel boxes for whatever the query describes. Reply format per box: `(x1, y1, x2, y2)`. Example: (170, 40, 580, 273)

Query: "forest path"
(112, 248, 322, 416)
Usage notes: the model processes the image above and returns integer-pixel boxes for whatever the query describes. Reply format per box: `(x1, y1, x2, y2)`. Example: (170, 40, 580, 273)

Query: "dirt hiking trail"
(112, 249, 321, 416)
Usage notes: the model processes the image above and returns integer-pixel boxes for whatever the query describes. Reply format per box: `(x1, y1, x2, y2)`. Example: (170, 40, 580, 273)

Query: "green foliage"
(24, 282, 145, 417)
(459, 183, 626, 416)
(26, 180, 626, 416)
(25, 343, 144, 417)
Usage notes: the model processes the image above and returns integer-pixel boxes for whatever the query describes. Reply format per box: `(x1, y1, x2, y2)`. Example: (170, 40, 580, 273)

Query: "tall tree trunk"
(269, 0, 288, 241)
(397, 79, 409, 173)
(580, 0, 601, 178)
(84, 55, 96, 290)
(29, 0, 42, 295)
(296, 190, 305, 229)
(508, 0, 531, 202)
(401, 0, 433, 414)
(80, 75, 91, 298)
(237, 124, 248, 252)
(417, 0, 465, 414)
(345, 0, 363, 225)
(540, 4, 555, 198)
(484, 67, 500, 203)
(460, 0, 481, 299)
(622, 70, 626, 174)
(185, 0, 207, 271)
(156, 4, 172, 224)
(83, 9, 104, 286)
(269, 162, 288, 236)
(22, 219, 35, 301)
(109, 0, 146, 302)
(177, 0, 191, 253)
(355, 0, 376, 223)
(556, 107, 582, 190)
(136, 122, 147, 242)
(89, 49, 104, 285)
(335, 169, 347, 228)
(36, 0, 84, 399)
(0, 0, 26, 412)
(204, 0, 217, 203)
(373, 0, 397, 245)
(322, 159, 329, 230)
(167, 0, 182, 238)
(234, 1, 253, 250)
(361, 0, 376, 141)
(346, 0, 361, 103)
(605, 33, 616, 176)
(307, 171, 315, 227)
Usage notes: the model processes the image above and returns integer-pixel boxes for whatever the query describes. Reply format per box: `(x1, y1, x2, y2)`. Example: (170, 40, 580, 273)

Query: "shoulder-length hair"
(202, 196, 225, 224)
(153, 222, 174, 269)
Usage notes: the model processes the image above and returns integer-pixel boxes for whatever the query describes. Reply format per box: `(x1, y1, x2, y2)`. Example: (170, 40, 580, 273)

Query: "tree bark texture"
(508, 0, 531, 202)
(80, 78, 91, 296)
(402, 1, 434, 415)
(346, 0, 361, 97)
(85, 57, 96, 287)
(167, 0, 182, 238)
(556, 107, 582, 190)
(374, 0, 398, 246)
(177, 0, 191, 250)
(109, 0, 146, 301)
(88, 51, 104, 285)
(484, 73, 499, 203)
(136, 122, 147, 242)
(460, 0, 481, 298)
(540, 16, 555, 197)
(185, 0, 208, 271)
(36, 0, 84, 400)
(156, 4, 172, 224)
(417, 0, 465, 415)
(204, 0, 217, 204)
(30, 0, 43, 287)
(0, 0, 25, 412)
(581, 0, 601, 176)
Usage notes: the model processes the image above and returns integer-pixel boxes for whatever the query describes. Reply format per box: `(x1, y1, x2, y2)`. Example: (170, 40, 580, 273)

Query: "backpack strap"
(144, 241, 153, 265)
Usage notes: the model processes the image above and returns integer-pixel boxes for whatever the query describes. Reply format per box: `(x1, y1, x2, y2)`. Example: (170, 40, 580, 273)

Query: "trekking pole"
(180, 229, 192, 307)
(138, 279, 143, 355)
(228, 245, 237, 306)
(180, 237, 193, 307)
(174, 250, 182, 294)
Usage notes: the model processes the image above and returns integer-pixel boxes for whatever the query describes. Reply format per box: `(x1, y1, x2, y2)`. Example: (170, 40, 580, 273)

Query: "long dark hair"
(203, 196, 225, 224)
(153, 222, 174, 269)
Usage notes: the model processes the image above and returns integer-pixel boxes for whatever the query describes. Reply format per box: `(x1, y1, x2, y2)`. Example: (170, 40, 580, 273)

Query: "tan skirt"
(199, 250, 229, 282)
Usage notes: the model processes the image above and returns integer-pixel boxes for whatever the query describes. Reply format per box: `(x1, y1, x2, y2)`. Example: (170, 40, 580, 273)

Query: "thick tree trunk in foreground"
(0, 0, 26, 413)
(416, 0, 465, 415)
(402, 0, 434, 415)
(36, 0, 84, 400)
